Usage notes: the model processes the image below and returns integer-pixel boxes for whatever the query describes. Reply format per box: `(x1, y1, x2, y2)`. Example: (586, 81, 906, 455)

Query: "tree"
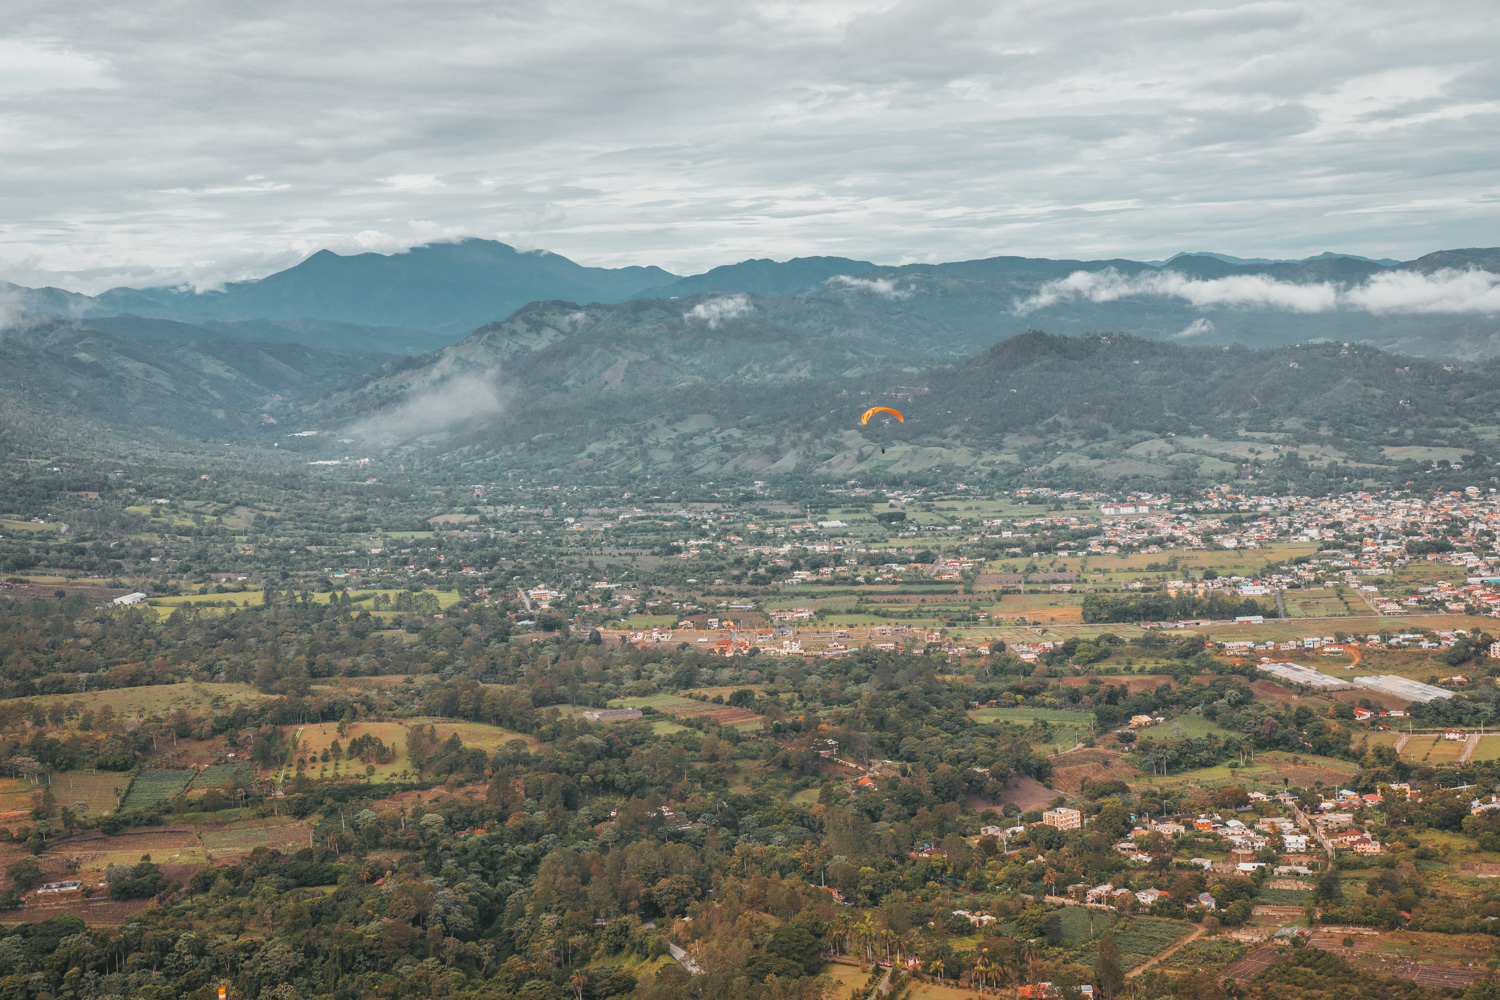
(649, 874, 698, 917)
(1315, 867, 1343, 904)
(1095, 933, 1124, 997)
(1215, 786, 1250, 810)
(765, 924, 821, 976)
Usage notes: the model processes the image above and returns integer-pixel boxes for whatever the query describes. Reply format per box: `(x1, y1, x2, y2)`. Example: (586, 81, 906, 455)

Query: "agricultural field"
(51, 824, 204, 868)
(407, 718, 540, 751)
(1409, 734, 1470, 764)
(970, 706, 1096, 727)
(1072, 543, 1320, 587)
(1135, 713, 1236, 740)
(288, 718, 539, 782)
(1133, 750, 1358, 792)
(190, 764, 253, 790)
(51, 771, 130, 816)
(1113, 918, 1194, 968)
(288, 721, 420, 781)
(1466, 735, 1500, 762)
(313, 673, 438, 693)
(14, 682, 267, 719)
(121, 770, 195, 810)
(994, 593, 1084, 624)
(0, 778, 37, 818)
(685, 685, 765, 700)
(1283, 588, 1360, 618)
(0, 897, 154, 928)
(0, 519, 60, 534)
(1158, 936, 1247, 972)
(200, 817, 315, 857)
(607, 695, 764, 730)
(1049, 749, 1141, 795)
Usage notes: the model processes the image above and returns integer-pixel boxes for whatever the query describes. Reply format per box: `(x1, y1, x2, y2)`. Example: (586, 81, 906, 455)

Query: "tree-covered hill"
(313, 330, 1500, 489)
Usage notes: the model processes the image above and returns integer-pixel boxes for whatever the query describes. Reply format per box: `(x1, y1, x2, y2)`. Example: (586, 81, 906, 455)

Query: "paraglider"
(861, 406, 904, 425)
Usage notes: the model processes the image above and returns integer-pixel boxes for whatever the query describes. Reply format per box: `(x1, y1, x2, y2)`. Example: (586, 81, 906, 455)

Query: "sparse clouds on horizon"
(1015, 267, 1500, 315)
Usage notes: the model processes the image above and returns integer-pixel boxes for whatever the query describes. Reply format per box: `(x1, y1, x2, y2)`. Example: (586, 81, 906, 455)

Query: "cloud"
(1173, 318, 1215, 339)
(1345, 268, 1500, 314)
(382, 174, 443, 192)
(0, 290, 28, 332)
(349, 360, 508, 442)
(685, 294, 751, 328)
(827, 274, 911, 299)
(3, 1, 1500, 289)
(0, 38, 114, 95)
(1014, 267, 1500, 316)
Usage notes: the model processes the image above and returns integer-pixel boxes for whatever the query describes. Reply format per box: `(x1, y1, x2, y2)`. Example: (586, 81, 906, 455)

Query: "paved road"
(667, 943, 702, 975)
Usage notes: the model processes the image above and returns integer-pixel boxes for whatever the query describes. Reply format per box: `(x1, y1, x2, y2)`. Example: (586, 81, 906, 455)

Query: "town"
(1, 471, 1500, 1000)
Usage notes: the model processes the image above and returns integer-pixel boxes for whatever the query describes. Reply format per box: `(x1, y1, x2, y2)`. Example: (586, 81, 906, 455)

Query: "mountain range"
(5, 239, 1498, 361)
(292, 329, 1500, 486)
(3, 237, 1500, 487)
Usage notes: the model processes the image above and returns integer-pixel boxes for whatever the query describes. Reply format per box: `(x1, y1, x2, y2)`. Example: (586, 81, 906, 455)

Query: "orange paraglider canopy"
(861, 406, 904, 425)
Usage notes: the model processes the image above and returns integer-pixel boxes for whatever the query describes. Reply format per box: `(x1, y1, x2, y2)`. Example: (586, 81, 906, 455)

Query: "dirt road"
(1128, 924, 1204, 978)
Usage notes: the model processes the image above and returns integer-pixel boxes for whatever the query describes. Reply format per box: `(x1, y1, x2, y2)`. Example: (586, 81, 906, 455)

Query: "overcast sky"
(3, 0, 1498, 293)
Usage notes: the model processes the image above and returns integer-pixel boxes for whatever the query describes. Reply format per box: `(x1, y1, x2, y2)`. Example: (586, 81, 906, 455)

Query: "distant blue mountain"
(96, 239, 680, 336)
(1159, 251, 1403, 267)
(640, 256, 879, 299)
(3, 240, 1496, 361)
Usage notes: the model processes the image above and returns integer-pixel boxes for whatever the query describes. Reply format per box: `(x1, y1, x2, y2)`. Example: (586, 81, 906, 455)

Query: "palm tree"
(930, 958, 945, 982)
(1020, 939, 1040, 983)
(830, 912, 852, 956)
(857, 917, 877, 964)
(971, 955, 991, 995)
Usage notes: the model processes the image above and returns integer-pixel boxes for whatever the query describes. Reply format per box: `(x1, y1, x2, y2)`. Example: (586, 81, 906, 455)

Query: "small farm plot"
(407, 719, 540, 751)
(970, 707, 1096, 726)
(0, 896, 153, 928)
(51, 772, 128, 815)
(1467, 735, 1500, 762)
(0, 779, 37, 817)
(1113, 918, 1193, 968)
(200, 817, 313, 857)
(1050, 749, 1141, 795)
(1424, 736, 1470, 764)
(289, 722, 415, 781)
(1282, 588, 1359, 618)
(120, 770, 194, 810)
(994, 594, 1085, 624)
(52, 826, 203, 869)
(608, 695, 763, 730)
(14, 682, 267, 720)
(1159, 937, 1248, 972)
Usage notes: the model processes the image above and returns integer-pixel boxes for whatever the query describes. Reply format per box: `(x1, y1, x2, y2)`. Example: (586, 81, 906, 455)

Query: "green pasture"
(971, 707, 1097, 726)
